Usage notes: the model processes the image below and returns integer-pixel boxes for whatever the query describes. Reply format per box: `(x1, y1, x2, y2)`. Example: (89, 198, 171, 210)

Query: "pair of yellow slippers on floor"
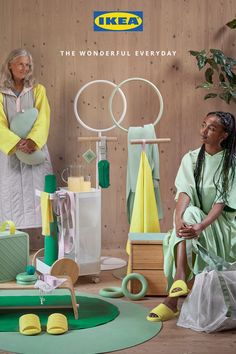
(147, 280, 190, 322)
(19, 313, 68, 335)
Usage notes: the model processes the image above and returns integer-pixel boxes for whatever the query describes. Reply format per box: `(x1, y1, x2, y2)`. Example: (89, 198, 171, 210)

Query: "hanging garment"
(0, 84, 53, 229)
(127, 151, 161, 272)
(126, 124, 163, 224)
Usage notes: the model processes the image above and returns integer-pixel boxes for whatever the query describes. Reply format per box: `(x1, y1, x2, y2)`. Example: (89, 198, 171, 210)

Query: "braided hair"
(194, 111, 236, 207)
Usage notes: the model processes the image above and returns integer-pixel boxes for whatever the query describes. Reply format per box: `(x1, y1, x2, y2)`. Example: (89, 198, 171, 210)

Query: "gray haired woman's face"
(9, 55, 30, 82)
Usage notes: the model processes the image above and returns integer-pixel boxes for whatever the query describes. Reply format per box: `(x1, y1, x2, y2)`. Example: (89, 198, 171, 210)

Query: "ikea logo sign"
(94, 11, 143, 31)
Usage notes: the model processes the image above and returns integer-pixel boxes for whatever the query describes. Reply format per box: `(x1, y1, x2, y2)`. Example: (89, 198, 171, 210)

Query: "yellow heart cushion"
(47, 313, 68, 335)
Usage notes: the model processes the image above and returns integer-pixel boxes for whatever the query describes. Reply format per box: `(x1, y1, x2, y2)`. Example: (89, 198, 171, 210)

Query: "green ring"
(99, 287, 124, 298)
(16, 280, 37, 285)
(16, 273, 37, 282)
(121, 273, 148, 300)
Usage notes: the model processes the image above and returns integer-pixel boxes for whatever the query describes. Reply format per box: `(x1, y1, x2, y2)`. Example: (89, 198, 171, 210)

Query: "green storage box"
(0, 228, 29, 283)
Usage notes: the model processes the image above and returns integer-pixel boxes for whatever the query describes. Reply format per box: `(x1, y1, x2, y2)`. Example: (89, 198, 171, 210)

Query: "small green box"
(0, 230, 29, 282)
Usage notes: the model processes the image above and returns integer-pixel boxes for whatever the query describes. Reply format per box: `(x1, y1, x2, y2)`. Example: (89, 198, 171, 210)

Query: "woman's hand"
(17, 139, 37, 154)
(177, 223, 204, 239)
(175, 218, 186, 236)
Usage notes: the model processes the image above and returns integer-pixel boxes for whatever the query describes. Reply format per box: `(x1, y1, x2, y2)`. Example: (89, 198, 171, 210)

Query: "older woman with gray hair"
(0, 48, 52, 233)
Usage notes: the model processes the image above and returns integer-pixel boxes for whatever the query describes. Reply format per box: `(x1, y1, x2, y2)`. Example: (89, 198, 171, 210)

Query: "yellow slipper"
(146, 303, 179, 322)
(19, 314, 41, 335)
(47, 313, 68, 335)
(169, 280, 190, 298)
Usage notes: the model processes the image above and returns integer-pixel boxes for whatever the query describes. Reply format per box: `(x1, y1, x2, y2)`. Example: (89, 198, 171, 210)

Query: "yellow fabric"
(27, 84, 50, 149)
(127, 151, 160, 272)
(0, 93, 21, 155)
(19, 314, 41, 335)
(0, 84, 50, 155)
(47, 313, 68, 334)
(0, 220, 16, 234)
(40, 192, 54, 236)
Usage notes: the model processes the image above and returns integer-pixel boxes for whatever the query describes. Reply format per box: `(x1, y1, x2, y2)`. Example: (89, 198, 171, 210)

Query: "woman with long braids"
(147, 111, 236, 322)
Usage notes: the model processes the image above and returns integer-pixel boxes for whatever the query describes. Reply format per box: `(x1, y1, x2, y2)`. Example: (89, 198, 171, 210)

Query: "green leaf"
(226, 57, 236, 66)
(219, 82, 229, 89)
(230, 89, 236, 97)
(226, 19, 236, 29)
(210, 49, 223, 55)
(205, 68, 214, 83)
(196, 82, 213, 89)
(222, 65, 234, 78)
(189, 50, 200, 56)
(204, 93, 218, 100)
(219, 91, 232, 104)
(226, 72, 236, 85)
(196, 53, 207, 70)
(207, 58, 219, 71)
(219, 73, 225, 82)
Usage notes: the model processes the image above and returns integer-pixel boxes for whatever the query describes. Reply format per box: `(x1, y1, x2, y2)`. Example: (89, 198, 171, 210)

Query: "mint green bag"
(10, 108, 45, 165)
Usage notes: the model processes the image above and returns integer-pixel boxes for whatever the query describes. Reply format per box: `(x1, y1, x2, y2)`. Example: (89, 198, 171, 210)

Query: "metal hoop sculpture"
(74, 80, 127, 133)
(109, 77, 164, 133)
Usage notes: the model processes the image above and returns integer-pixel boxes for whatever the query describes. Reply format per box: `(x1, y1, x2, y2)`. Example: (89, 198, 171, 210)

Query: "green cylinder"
(44, 174, 58, 266)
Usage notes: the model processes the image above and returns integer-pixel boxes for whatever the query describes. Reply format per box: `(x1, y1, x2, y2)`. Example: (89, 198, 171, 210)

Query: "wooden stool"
(129, 233, 168, 296)
(0, 275, 79, 319)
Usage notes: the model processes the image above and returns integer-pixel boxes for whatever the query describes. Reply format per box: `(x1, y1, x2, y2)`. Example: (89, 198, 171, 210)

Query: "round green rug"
(0, 290, 162, 354)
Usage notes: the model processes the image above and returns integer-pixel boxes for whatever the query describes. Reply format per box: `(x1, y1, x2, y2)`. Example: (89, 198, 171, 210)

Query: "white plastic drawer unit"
(73, 189, 101, 276)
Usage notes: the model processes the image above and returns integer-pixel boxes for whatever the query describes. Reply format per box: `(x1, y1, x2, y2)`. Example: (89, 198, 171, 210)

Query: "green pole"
(43, 174, 58, 266)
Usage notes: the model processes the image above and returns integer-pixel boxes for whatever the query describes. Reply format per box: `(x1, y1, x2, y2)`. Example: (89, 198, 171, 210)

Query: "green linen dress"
(163, 148, 236, 289)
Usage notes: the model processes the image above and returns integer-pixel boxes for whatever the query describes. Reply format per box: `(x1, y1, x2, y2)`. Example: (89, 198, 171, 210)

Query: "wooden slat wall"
(0, 0, 235, 250)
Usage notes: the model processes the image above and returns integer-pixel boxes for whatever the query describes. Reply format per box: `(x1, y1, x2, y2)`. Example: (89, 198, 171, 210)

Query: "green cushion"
(15, 150, 45, 165)
(10, 108, 45, 165)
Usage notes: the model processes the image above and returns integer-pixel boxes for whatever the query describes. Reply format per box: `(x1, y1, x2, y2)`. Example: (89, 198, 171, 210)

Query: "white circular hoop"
(74, 80, 127, 133)
(109, 77, 164, 133)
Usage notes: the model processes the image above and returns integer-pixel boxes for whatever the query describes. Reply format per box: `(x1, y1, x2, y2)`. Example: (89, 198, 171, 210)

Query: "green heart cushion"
(10, 108, 45, 165)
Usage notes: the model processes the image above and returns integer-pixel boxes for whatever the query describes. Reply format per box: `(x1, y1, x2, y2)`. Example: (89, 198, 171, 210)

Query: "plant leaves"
(219, 91, 232, 104)
(226, 72, 236, 85)
(196, 53, 207, 70)
(219, 82, 229, 89)
(222, 65, 234, 78)
(189, 50, 200, 56)
(230, 89, 236, 97)
(196, 82, 213, 89)
(207, 58, 219, 71)
(204, 93, 218, 100)
(205, 68, 214, 83)
(219, 73, 225, 82)
(226, 19, 236, 29)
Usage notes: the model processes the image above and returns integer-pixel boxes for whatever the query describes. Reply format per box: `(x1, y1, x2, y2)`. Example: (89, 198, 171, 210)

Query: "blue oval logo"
(94, 11, 143, 31)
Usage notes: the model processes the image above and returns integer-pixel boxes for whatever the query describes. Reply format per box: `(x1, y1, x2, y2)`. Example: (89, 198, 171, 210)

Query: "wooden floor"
(75, 253, 236, 354)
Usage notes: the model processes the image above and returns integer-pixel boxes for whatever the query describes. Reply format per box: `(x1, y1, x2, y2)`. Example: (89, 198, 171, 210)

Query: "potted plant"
(190, 18, 236, 104)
